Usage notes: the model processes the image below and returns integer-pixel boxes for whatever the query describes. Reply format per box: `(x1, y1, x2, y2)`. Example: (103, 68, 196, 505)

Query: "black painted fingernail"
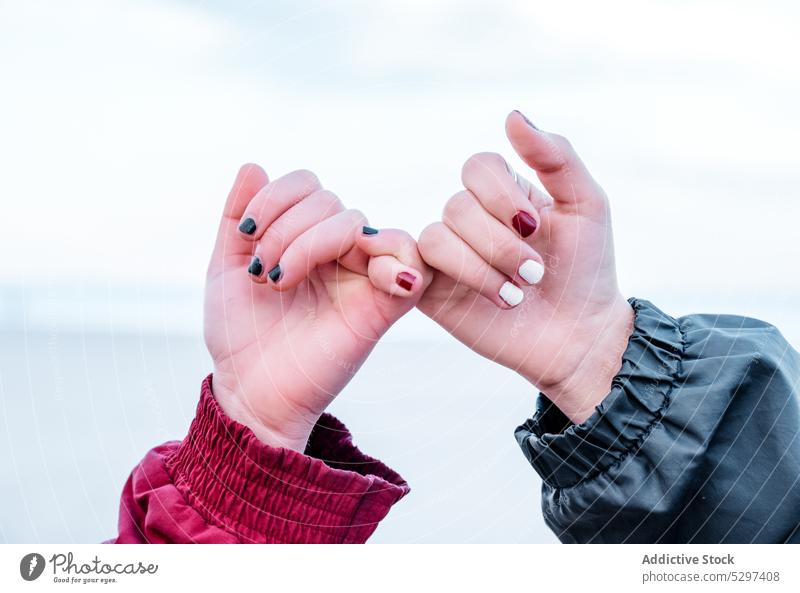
(239, 217, 256, 235)
(268, 264, 282, 283)
(362, 226, 379, 235)
(514, 110, 539, 130)
(248, 256, 263, 276)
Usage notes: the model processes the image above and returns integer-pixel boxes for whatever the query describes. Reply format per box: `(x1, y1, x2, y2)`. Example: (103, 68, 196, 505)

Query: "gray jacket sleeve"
(516, 298, 800, 543)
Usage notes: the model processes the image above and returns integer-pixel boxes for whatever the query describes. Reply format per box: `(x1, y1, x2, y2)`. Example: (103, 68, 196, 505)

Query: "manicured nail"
(513, 110, 539, 130)
(396, 272, 416, 291)
(239, 217, 256, 235)
(362, 226, 379, 236)
(248, 256, 263, 276)
(512, 211, 538, 238)
(519, 260, 544, 285)
(499, 282, 524, 307)
(268, 264, 282, 283)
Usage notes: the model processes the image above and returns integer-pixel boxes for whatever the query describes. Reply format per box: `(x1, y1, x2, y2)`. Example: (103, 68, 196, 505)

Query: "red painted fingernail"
(396, 272, 416, 291)
(512, 211, 538, 238)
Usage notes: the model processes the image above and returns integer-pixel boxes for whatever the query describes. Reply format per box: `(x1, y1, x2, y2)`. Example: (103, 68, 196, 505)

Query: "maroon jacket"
(111, 375, 409, 543)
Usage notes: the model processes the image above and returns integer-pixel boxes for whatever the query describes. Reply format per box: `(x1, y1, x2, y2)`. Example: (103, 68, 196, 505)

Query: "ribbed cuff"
(515, 298, 684, 489)
(165, 375, 409, 543)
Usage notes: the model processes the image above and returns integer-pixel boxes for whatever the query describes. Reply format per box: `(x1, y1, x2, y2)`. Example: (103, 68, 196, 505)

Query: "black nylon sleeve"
(516, 299, 800, 543)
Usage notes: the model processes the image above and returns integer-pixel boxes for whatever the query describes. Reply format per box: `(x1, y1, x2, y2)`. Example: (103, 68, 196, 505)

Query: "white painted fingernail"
(499, 282, 524, 307)
(519, 260, 544, 285)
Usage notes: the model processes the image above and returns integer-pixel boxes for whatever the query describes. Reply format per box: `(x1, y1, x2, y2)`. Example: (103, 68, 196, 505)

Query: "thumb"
(505, 110, 606, 211)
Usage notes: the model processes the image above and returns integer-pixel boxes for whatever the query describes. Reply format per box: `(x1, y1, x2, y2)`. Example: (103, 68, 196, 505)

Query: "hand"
(204, 164, 428, 451)
(417, 111, 634, 424)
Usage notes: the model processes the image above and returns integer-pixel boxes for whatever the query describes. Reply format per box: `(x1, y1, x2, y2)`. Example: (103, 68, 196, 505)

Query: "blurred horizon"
(4, 280, 800, 345)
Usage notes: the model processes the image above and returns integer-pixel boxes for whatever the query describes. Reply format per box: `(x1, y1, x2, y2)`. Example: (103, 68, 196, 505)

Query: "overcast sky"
(1, 0, 799, 334)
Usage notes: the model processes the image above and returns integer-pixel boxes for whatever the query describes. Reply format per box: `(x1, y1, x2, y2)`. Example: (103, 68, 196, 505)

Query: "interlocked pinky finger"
(366, 254, 424, 298)
(355, 227, 429, 298)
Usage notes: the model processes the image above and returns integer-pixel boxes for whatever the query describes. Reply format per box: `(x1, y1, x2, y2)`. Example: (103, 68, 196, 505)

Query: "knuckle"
(418, 222, 448, 257)
(490, 233, 523, 267)
(347, 208, 366, 221)
(315, 189, 343, 214)
(290, 169, 321, 192)
(391, 229, 419, 261)
(549, 134, 574, 165)
(345, 208, 368, 228)
(486, 185, 515, 210)
(396, 229, 419, 254)
(463, 152, 505, 177)
(394, 229, 415, 245)
(263, 224, 287, 249)
(442, 191, 474, 222)
(550, 133, 572, 149)
(387, 227, 415, 245)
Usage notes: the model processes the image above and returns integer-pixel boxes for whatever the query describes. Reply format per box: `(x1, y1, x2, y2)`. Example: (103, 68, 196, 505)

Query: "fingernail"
(396, 271, 416, 291)
(362, 226, 379, 235)
(519, 260, 544, 285)
(513, 110, 539, 130)
(239, 217, 257, 235)
(499, 282, 524, 307)
(268, 264, 282, 283)
(512, 211, 538, 238)
(248, 256, 263, 276)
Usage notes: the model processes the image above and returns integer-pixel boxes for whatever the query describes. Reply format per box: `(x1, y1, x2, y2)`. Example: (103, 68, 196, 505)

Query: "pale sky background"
(2, 0, 800, 545)
(1, 0, 799, 337)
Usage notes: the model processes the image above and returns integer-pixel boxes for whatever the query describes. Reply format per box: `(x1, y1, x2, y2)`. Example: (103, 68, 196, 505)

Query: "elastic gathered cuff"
(515, 298, 684, 489)
(165, 375, 409, 543)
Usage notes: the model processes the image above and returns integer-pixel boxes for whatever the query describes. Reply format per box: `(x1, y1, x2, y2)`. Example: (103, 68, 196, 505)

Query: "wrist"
(211, 375, 318, 453)
(533, 296, 635, 424)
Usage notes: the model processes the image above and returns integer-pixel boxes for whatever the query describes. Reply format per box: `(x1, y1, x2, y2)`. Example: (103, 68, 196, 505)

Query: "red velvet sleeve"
(111, 375, 409, 543)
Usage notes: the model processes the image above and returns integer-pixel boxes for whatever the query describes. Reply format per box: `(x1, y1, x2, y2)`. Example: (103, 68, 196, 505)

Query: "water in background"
(0, 284, 557, 543)
(2, 283, 799, 543)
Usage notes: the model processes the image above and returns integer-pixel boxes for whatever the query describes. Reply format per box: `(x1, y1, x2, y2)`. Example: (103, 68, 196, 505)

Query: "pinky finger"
(367, 254, 424, 298)
(355, 227, 429, 298)
(270, 209, 366, 291)
(418, 223, 524, 309)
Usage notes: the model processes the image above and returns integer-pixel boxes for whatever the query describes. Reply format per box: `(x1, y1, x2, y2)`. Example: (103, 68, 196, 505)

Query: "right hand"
(417, 111, 633, 424)
(204, 164, 428, 451)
